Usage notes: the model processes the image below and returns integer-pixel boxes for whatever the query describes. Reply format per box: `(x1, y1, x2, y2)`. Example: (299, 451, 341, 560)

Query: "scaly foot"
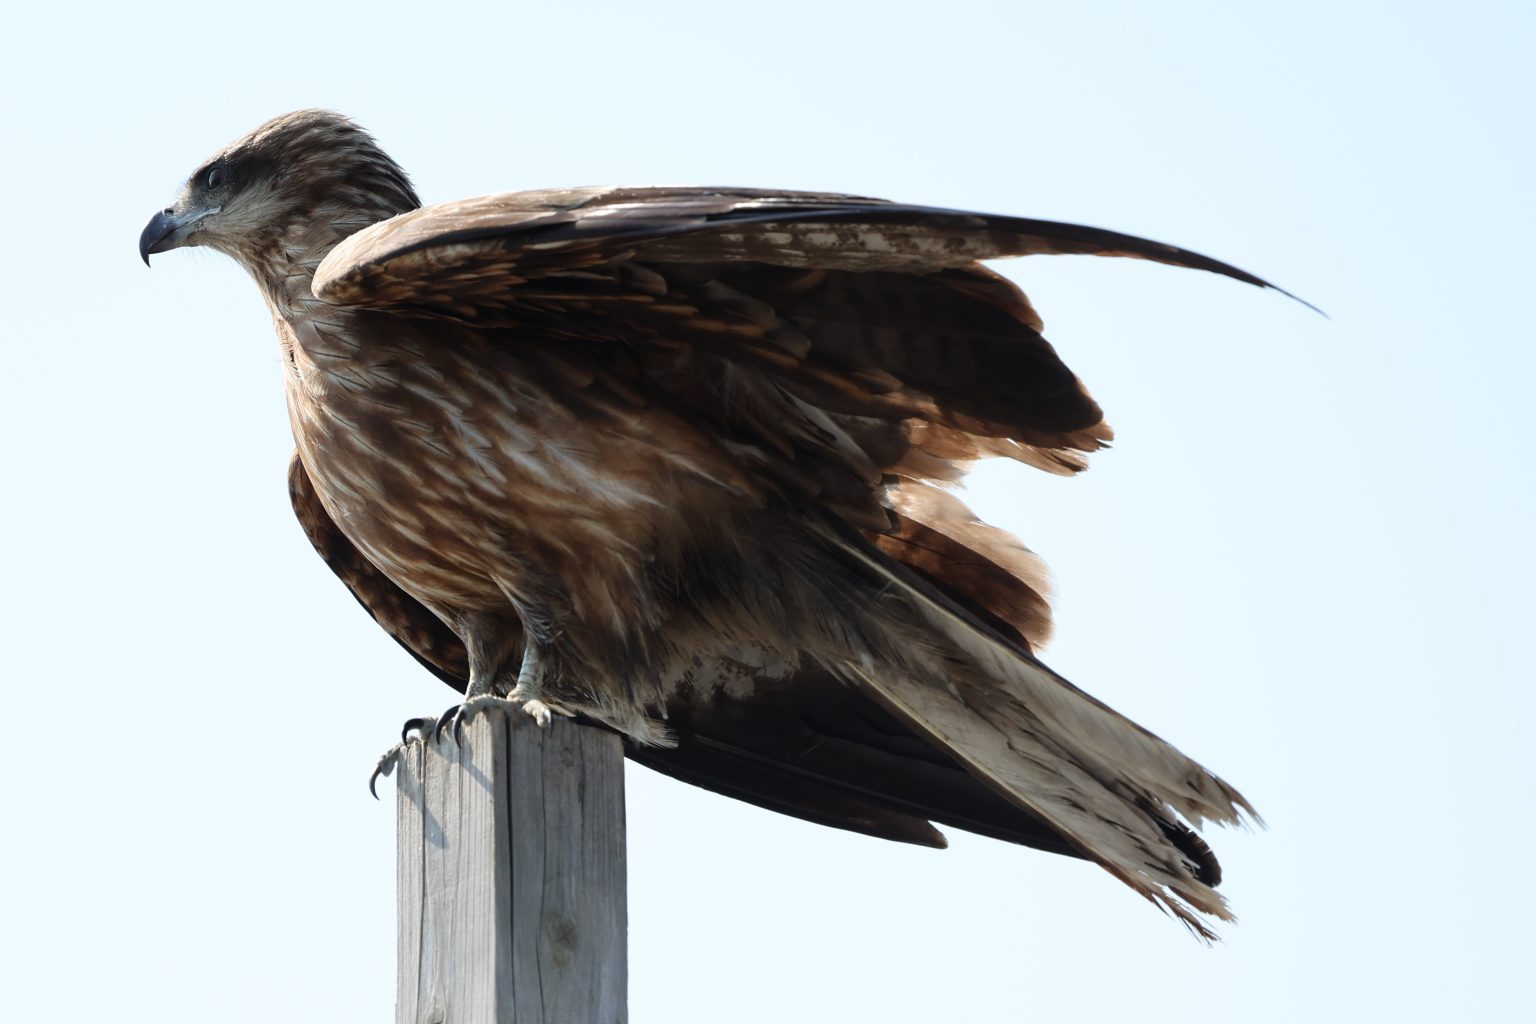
(430, 691, 575, 744)
(504, 640, 574, 726)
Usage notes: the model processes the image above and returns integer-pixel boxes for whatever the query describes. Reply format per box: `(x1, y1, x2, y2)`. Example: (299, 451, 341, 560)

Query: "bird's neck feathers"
(240, 200, 394, 320)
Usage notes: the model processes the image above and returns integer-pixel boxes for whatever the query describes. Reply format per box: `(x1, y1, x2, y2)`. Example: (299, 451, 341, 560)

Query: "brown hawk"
(141, 110, 1277, 937)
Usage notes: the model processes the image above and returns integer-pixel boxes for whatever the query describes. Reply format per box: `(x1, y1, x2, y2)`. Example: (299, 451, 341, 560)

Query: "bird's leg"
(370, 612, 578, 781)
(505, 640, 568, 728)
(433, 614, 572, 741)
(431, 616, 522, 741)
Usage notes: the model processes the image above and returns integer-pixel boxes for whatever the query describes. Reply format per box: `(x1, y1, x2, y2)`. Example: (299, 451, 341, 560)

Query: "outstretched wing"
(313, 187, 1290, 498)
(315, 185, 1282, 291)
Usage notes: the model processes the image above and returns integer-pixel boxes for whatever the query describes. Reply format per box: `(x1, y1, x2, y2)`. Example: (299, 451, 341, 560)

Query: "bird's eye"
(205, 165, 227, 189)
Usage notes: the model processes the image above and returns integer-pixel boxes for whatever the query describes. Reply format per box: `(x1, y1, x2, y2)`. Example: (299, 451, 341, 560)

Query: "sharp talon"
(434, 705, 460, 744)
(371, 707, 455, 800)
(369, 748, 400, 800)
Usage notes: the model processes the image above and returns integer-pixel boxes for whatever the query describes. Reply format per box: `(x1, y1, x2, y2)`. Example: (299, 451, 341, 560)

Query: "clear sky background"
(3, 1, 1530, 1020)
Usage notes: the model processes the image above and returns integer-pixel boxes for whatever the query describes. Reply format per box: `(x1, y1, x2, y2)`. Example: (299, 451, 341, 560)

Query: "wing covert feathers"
(314, 190, 1132, 501)
(879, 483, 1057, 648)
(314, 186, 1292, 306)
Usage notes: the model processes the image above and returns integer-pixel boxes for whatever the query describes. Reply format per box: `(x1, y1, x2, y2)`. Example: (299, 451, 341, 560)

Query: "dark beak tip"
(139, 208, 180, 267)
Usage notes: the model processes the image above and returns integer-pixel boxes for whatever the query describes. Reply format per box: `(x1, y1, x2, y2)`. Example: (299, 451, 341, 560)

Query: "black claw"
(369, 764, 386, 800)
(434, 705, 461, 744)
(401, 717, 429, 744)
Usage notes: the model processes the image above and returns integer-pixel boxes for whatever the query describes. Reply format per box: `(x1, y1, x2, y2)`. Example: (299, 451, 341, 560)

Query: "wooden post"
(393, 710, 627, 1024)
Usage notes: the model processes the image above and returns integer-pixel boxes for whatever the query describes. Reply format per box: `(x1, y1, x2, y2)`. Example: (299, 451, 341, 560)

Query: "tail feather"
(826, 530, 1256, 939)
(842, 660, 1231, 938)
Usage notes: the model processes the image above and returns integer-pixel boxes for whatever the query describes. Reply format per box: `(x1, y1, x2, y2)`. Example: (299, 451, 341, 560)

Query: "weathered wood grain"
(394, 711, 627, 1023)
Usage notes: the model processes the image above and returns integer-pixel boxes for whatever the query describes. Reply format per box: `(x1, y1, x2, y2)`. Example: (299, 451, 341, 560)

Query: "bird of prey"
(142, 109, 1274, 938)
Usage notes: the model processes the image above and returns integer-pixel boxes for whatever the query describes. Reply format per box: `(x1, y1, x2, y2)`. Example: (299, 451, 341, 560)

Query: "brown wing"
(312, 187, 1295, 501)
(309, 187, 1283, 645)
(315, 186, 1286, 292)
(289, 452, 1119, 860)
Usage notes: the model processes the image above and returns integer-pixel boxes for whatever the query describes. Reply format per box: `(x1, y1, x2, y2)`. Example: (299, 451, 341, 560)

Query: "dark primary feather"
(148, 111, 1272, 939)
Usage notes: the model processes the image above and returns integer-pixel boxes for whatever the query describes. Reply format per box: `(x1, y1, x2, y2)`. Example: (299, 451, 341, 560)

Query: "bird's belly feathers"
(282, 322, 752, 641)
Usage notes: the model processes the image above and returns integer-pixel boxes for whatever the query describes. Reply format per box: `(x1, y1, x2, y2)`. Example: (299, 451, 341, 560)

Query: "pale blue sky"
(3, 2, 1531, 1020)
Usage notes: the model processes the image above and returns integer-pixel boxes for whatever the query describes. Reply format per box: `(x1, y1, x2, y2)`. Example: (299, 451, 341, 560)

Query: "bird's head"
(139, 109, 420, 275)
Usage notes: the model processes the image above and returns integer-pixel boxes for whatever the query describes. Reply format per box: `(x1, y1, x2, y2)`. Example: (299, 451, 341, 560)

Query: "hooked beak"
(139, 202, 220, 266)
